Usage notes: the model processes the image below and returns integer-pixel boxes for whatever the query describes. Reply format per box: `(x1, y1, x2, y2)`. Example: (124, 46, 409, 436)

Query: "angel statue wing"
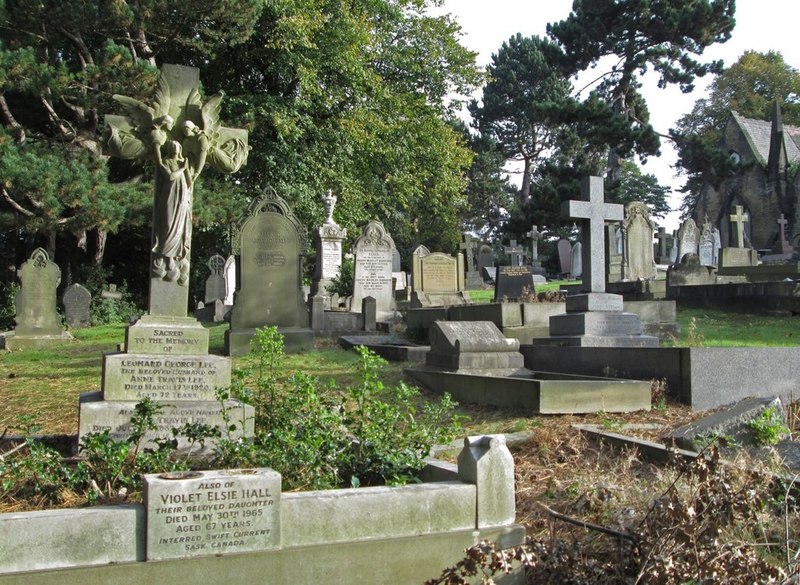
(105, 75, 172, 160)
(200, 91, 224, 144)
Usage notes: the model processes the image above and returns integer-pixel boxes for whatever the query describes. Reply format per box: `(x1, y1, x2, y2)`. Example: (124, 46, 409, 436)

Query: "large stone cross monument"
(562, 176, 623, 298)
(78, 64, 253, 450)
(531, 176, 657, 347)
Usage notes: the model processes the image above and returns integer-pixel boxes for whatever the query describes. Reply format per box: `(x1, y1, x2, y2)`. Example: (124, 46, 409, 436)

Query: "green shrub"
(0, 282, 18, 330)
(748, 406, 789, 447)
(217, 326, 462, 490)
(325, 257, 354, 298)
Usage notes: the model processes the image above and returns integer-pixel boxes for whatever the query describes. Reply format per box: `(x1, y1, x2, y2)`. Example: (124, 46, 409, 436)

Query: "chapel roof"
(730, 111, 800, 166)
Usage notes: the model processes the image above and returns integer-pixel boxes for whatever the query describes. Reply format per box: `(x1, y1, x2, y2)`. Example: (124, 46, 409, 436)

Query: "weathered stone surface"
(14, 248, 62, 337)
(426, 321, 523, 373)
(457, 435, 515, 528)
(352, 221, 396, 319)
(0, 505, 143, 573)
(204, 254, 226, 303)
(569, 242, 583, 279)
(477, 244, 494, 274)
(676, 218, 699, 261)
(229, 189, 308, 331)
(557, 239, 571, 274)
(144, 468, 280, 560)
(79, 392, 254, 451)
(719, 246, 758, 268)
(125, 315, 209, 355)
(565, 292, 624, 313)
(622, 201, 657, 280)
(103, 353, 231, 401)
(414, 252, 463, 293)
(63, 283, 92, 329)
(549, 312, 644, 337)
(665, 397, 786, 451)
(281, 482, 475, 547)
(666, 253, 717, 286)
(223, 255, 236, 305)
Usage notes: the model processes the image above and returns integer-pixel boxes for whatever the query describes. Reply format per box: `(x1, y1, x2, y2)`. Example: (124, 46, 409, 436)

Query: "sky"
(434, 0, 800, 231)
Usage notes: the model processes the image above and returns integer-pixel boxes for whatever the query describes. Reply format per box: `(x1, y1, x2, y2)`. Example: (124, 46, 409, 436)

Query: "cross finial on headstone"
(729, 205, 748, 248)
(656, 226, 668, 257)
(503, 239, 525, 266)
(561, 176, 623, 293)
(525, 225, 540, 261)
(459, 234, 479, 271)
(778, 214, 789, 247)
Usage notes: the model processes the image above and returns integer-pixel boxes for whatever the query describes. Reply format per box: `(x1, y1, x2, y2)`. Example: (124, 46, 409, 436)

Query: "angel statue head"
(154, 114, 174, 131)
(163, 139, 184, 162)
(181, 120, 199, 136)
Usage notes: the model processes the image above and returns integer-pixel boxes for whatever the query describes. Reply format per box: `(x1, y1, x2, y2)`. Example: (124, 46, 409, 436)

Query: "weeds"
(749, 406, 790, 447)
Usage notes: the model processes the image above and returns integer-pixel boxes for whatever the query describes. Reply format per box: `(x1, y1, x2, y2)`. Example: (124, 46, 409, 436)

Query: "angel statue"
(103, 65, 249, 301)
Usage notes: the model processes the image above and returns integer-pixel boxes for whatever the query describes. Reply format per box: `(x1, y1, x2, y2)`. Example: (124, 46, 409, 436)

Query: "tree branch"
(538, 502, 637, 542)
(1, 187, 35, 217)
(0, 94, 25, 143)
(58, 27, 94, 68)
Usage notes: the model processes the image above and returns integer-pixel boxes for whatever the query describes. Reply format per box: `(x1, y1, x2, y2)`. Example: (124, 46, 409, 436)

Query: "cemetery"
(2, 5, 800, 583)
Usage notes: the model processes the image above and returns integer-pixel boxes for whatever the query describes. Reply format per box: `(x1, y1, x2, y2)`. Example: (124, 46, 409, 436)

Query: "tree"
(608, 160, 670, 218)
(548, 0, 736, 181)
(459, 129, 515, 239)
(469, 34, 574, 202)
(0, 0, 482, 291)
(673, 50, 800, 212)
(0, 0, 263, 274)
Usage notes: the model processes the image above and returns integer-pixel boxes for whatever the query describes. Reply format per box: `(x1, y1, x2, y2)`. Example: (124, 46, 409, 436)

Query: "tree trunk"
(94, 229, 108, 265)
(520, 157, 533, 203)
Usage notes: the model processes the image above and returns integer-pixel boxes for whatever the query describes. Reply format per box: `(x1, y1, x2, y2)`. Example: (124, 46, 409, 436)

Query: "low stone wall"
(521, 345, 800, 410)
(668, 281, 800, 314)
(0, 436, 521, 585)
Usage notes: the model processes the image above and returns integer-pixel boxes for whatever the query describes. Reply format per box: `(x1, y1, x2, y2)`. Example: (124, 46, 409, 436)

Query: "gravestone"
(698, 219, 715, 267)
(477, 245, 494, 280)
(503, 240, 525, 266)
(204, 254, 226, 303)
(413, 251, 464, 294)
(312, 189, 347, 302)
(719, 205, 758, 268)
(63, 283, 92, 329)
(352, 220, 397, 320)
(1, 248, 70, 349)
(392, 248, 402, 272)
(493, 265, 535, 302)
(223, 255, 236, 305)
(770, 214, 794, 256)
(669, 230, 679, 263)
(655, 227, 670, 264)
(676, 218, 699, 262)
(606, 225, 623, 283)
(525, 225, 545, 276)
(532, 176, 658, 348)
(226, 187, 311, 355)
(460, 234, 483, 289)
(621, 201, 657, 280)
(557, 239, 571, 275)
(712, 227, 721, 265)
(425, 321, 523, 374)
(410, 245, 430, 292)
(144, 468, 281, 561)
(81, 63, 252, 450)
(569, 241, 583, 279)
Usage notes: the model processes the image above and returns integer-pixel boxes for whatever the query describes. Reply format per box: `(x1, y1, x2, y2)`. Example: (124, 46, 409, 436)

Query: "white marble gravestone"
(352, 221, 397, 320)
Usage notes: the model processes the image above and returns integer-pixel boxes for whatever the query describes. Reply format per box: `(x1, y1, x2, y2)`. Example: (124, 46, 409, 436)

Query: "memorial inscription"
(145, 468, 281, 560)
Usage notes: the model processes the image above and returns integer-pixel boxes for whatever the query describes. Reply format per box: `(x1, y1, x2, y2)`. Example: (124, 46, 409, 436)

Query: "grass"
(670, 307, 800, 346)
(468, 279, 581, 303)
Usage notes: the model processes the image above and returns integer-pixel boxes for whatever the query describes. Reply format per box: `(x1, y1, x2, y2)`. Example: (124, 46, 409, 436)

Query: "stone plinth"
(719, 247, 758, 268)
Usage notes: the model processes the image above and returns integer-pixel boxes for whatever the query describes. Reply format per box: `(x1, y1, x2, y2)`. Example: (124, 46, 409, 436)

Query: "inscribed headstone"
(312, 189, 347, 299)
(144, 468, 280, 560)
(676, 218, 699, 262)
(63, 283, 92, 329)
(418, 252, 463, 293)
(698, 220, 715, 267)
(14, 248, 62, 337)
(493, 265, 535, 301)
(352, 220, 396, 319)
(204, 254, 226, 303)
(229, 188, 308, 330)
(622, 201, 657, 280)
(410, 245, 430, 292)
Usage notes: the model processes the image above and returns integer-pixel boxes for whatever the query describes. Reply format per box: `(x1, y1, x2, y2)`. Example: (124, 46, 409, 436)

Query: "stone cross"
(104, 64, 249, 317)
(776, 214, 790, 252)
(561, 176, 623, 293)
(525, 225, 540, 261)
(729, 205, 748, 248)
(656, 227, 668, 259)
(459, 234, 479, 272)
(503, 240, 525, 266)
